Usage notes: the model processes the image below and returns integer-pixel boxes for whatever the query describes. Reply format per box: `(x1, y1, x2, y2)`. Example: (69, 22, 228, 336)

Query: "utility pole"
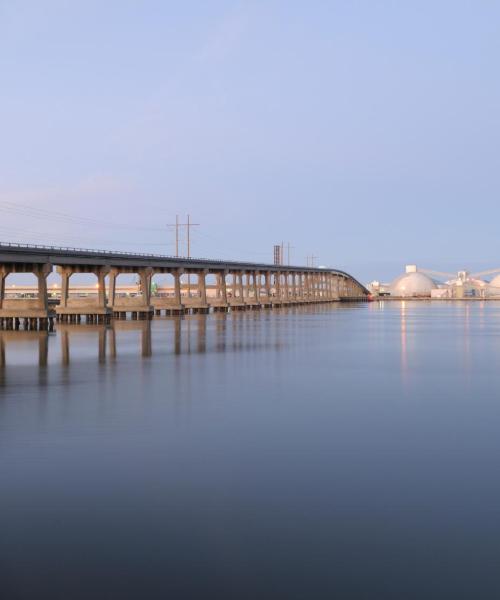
(167, 214, 199, 258)
(166, 215, 200, 296)
(175, 214, 179, 257)
(185, 214, 200, 259)
(274, 242, 293, 265)
(166, 214, 180, 257)
(184, 214, 199, 297)
(306, 255, 317, 268)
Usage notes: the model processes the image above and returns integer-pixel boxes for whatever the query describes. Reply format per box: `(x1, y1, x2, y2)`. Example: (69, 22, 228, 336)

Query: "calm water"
(2, 302, 500, 599)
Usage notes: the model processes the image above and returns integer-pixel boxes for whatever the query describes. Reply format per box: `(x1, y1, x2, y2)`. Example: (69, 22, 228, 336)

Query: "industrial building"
(367, 265, 500, 299)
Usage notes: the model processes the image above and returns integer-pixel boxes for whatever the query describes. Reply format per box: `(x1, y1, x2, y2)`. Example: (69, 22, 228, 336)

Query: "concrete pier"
(0, 262, 54, 330)
(55, 265, 112, 324)
(108, 267, 154, 320)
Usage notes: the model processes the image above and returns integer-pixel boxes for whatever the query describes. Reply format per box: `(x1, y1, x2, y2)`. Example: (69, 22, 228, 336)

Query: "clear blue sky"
(1, 1, 499, 282)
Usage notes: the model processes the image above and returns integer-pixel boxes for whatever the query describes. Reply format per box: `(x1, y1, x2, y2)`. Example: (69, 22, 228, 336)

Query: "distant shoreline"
(373, 296, 496, 301)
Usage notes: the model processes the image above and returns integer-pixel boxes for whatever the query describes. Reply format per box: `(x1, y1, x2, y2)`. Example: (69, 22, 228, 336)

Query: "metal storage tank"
(390, 272, 437, 297)
(488, 274, 500, 296)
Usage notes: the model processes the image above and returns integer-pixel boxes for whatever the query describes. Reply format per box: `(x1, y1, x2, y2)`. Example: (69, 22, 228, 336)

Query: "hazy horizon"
(2, 1, 499, 283)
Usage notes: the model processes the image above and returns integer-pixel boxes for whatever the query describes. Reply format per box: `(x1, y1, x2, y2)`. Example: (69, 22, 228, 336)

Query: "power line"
(0, 200, 166, 232)
(186, 214, 199, 259)
(192, 228, 270, 257)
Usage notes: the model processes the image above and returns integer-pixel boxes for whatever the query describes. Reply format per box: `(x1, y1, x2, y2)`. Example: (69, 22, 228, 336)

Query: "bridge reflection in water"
(0, 305, 343, 367)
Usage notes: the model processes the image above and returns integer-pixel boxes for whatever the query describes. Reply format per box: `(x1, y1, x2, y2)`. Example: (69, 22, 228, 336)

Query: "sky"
(1, 0, 499, 283)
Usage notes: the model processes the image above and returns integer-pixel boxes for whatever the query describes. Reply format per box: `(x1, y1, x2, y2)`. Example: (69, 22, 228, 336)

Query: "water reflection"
(0, 330, 49, 368)
(400, 300, 408, 379)
(0, 306, 343, 367)
(4, 302, 500, 598)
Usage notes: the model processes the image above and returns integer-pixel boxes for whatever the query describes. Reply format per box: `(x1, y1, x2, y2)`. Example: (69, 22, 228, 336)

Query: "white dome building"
(489, 274, 500, 296)
(390, 271, 437, 298)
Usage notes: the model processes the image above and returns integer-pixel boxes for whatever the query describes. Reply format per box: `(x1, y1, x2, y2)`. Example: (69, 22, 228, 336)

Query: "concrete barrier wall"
(2, 299, 42, 310)
(151, 297, 180, 307)
(112, 296, 147, 307)
(67, 297, 101, 308)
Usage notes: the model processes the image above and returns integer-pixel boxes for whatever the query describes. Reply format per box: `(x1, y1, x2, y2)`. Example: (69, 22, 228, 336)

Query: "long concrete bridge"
(0, 243, 369, 330)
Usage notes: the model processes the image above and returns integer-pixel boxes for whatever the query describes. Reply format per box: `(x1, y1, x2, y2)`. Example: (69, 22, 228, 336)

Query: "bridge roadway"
(0, 243, 369, 330)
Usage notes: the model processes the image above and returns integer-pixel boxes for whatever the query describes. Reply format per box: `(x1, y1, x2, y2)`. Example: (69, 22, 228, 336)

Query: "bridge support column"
(214, 273, 222, 301)
(139, 268, 152, 305)
(254, 271, 260, 305)
(332, 274, 339, 300)
(274, 272, 281, 305)
(33, 264, 50, 311)
(241, 272, 248, 305)
(228, 271, 244, 310)
(196, 269, 209, 313)
(0, 268, 7, 310)
(213, 270, 229, 311)
(174, 270, 182, 307)
(340, 276, 346, 298)
(245, 270, 260, 308)
(97, 266, 108, 312)
(231, 273, 237, 301)
(282, 273, 287, 302)
(304, 273, 310, 301)
(108, 269, 117, 309)
(160, 268, 185, 314)
(238, 272, 244, 304)
(221, 271, 228, 305)
(59, 267, 70, 312)
(264, 272, 272, 306)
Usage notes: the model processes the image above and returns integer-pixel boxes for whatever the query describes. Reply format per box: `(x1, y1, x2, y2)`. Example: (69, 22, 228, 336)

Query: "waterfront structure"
(0, 243, 368, 330)
(488, 274, 500, 296)
(390, 265, 437, 298)
(372, 264, 500, 299)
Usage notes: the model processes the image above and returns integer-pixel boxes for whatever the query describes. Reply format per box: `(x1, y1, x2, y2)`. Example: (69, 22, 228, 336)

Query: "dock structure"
(0, 243, 369, 330)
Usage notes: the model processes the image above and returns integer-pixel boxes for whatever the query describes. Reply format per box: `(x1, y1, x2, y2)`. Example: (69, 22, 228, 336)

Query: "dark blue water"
(2, 302, 500, 599)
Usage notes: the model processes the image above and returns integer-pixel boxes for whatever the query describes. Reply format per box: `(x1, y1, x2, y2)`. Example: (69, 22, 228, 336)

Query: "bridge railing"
(0, 240, 369, 293)
(0, 241, 186, 260)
